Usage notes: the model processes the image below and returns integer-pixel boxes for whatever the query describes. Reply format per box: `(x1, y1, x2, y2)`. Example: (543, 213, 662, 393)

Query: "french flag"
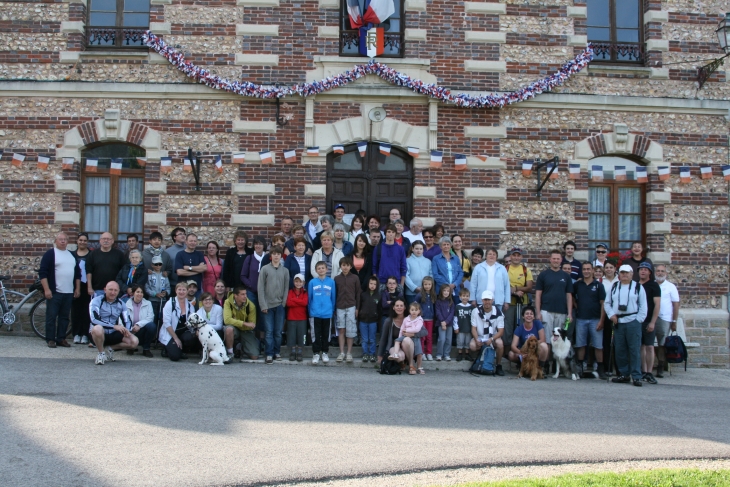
(86, 158, 98, 173)
(136, 157, 147, 167)
(454, 154, 467, 171)
(522, 161, 533, 177)
(358, 141, 368, 157)
(379, 142, 391, 156)
(11, 153, 24, 168)
(548, 163, 559, 179)
(635, 166, 647, 183)
(360, 27, 384, 57)
(408, 147, 419, 158)
(430, 150, 443, 169)
(657, 166, 670, 181)
(260, 150, 273, 164)
(700, 166, 712, 179)
(62, 157, 74, 170)
(723, 165, 730, 181)
(110, 158, 123, 175)
(614, 165, 626, 181)
(284, 149, 297, 163)
(332, 145, 344, 154)
(233, 153, 245, 164)
(160, 157, 172, 173)
(568, 163, 580, 180)
(183, 158, 192, 173)
(37, 155, 50, 170)
(307, 147, 319, 156)
(679, 166, 691, 183)
(346, 0, 363, 29)
(591, 165, 603, 182)
(362, 0, 395, 25)
(215, 155, 223, 173)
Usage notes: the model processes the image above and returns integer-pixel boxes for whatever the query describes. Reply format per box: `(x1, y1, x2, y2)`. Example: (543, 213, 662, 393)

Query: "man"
(469, 290, 506, 376)
(39, 232, 81, 348)
(257, 246, 289, 364)
(86, 232, 126, 296)
(223, 285, 258, 361)
(422, 228, 440, 260)
(367, 227, 382, 248)
(333, 204, 350, 232)
(638, 262, 661, 384)
(470, 248, 511, 314)
(605, 265, 648, 387)
(573, 262, 607, 379)
(592, 242, 608, 268)
(142, 231, 173, 278)
(123, 233, 140, 262)
(562, 240, 581, 282)
(504, 247, 533, 349)
(372, 225, 407, 288)
(89, 281, 139, 365)
(625, 241, 653, 282)
(654, 264, 680, 378)
(174, 233, 206, 294)
(274, 216, 294, 241)
(534, 249, 574, 356)
(165, 227, 187, 286)
(402, 218, 423, 244)
(304, 206, 322, 244)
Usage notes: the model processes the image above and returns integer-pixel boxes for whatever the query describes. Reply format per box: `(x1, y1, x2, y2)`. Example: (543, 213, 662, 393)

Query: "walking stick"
(607, 325, 615, 381)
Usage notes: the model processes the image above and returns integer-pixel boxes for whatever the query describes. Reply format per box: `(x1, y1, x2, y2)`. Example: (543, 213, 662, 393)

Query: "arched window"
(81, 143, 145, 244)
(588, 156, 646, 252)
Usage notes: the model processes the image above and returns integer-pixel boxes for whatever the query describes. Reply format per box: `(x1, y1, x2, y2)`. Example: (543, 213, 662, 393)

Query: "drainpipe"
(726, 134, 730, 313)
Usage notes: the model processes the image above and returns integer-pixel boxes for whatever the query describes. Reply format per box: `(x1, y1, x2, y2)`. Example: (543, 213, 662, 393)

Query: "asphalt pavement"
(1, 335, 729, 487)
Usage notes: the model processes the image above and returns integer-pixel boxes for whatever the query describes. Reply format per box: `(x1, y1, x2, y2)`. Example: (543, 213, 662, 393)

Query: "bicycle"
(0, 274, 63, 340)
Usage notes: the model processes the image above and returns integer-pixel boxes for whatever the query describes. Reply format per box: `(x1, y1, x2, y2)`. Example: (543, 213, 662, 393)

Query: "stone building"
(0, 0, 728, 366)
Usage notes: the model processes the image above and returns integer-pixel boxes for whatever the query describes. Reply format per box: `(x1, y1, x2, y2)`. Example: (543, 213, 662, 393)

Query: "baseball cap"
(186, 280, 198, 287)
(481, 290, 494, 300)
(595, 242, 608, 250)
(509, 247, 522, 255)
(618, 264, 633, 273)
(638, 262, 653, 271)
(334, 203, 345, 210)
(293, 273, 305, 282)
(151, 255, 163, 264)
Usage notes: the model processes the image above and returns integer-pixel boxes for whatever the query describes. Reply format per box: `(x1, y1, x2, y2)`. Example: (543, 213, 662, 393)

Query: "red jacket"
(286, 288, 308, 320)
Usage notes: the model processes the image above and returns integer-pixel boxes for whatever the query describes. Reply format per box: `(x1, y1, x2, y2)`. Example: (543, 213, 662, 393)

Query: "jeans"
(614, 319, 642, 380)
(263, 304, 285, 357)
(134, 322, 157, 351)
(46, 292, 73, 343)
(435, 325, 453, 358)
(359, 321, 377, 355)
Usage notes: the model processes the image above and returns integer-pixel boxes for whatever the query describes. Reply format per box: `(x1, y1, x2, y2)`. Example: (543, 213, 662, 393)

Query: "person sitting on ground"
(508, 305, 549, 370)
(195, 291, 224, 339)
(124, 284, 157, 358)
(223, 286, 258, 361)
(89, 281, 139, 365)
(469, 290, 506, 376)
(390, 302, 423, 365)
(377, 298, 426, 375)
(159, 282, 198, 361)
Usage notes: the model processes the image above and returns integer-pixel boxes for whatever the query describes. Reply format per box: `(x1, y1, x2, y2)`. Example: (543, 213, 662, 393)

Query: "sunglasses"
(596, 250, 606, 254)
(153, 263, 163, 266)
(424, 235, 434, 239)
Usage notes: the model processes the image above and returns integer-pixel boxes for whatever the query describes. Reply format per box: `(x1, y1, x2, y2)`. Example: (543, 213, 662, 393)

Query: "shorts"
(226, 326, 259, 358)
(456, 332, 470, 349)
(541, 311, 566, 345)
(575, 318, 603, 349)
(103, 331, 124, 346)
(642, 321, 657, 346)
(336, 307, 357, 338)
(655, 318, 670, 346)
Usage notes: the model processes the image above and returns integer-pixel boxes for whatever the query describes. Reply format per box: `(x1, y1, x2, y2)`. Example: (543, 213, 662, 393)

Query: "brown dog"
(518, 336, 544, 381)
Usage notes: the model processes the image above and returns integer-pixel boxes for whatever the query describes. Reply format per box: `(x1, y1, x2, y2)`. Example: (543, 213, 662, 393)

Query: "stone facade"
(0, 0, 728, 366)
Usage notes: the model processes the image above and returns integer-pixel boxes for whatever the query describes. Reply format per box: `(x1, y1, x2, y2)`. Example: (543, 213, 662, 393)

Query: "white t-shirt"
(658, 280, 680, 322)
(485, 262, 497, 294)
(54, 248, 76, 293)
(402, 231, 423, 244)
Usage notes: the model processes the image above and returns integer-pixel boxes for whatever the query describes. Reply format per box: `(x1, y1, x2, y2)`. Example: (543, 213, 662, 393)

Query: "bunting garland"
(143, 31, 593, 109)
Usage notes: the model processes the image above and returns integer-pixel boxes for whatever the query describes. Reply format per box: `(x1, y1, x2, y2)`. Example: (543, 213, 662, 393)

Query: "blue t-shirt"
(514, 320, 544, 349)
(174, 250, 205, 289)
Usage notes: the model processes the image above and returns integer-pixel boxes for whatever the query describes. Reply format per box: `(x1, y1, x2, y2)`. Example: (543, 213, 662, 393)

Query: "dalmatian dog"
(186, 313, 229, 366)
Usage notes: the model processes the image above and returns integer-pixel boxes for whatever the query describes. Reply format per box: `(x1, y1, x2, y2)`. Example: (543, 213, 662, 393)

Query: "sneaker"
(289, 351, 296, 361)
(456, 352, 463, 362)
(296, 348, 303, 362)
(346, 353, 353, 363)
(265, 356, 273, 364)
(274, 354, 282, 361)
(426, 354, 433, 361)
(611, 375, 631, 383)
(234, 343, 242, 359)
(95, 352, 106, 365)
(633, 379, 643, 387)
(73, 335, 81, 344)
(105, 347, 115, 362)
(312, 353, 320, 365)
(435, 355, 442, 361)
(645, 373, 658, 385)
(370, 355, 377, 363)
(362, 354, 370, 363)
(445, 356, 451, 362)
(496, 364, 505, 376)
(142, 350, 153, 358)
(336, 353, 345, 362)
(322, 352, 330, 363)
(80, 336, 89, 344)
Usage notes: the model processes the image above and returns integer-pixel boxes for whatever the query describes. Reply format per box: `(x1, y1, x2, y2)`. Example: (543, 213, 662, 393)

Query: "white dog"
(186, 314, 229, 366)
(551, 327, 579, 381)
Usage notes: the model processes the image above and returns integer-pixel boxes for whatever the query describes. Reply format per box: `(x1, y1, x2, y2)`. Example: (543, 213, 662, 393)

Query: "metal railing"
(85, 26, 148, 49)
(590, 42, 644, 64)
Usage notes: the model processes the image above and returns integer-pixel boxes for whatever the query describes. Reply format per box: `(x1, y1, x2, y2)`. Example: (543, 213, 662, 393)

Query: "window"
(81, 143, 145, 244)
(588, 157, 646, 252)
(340, 0, 404, 58)
(587, 0, 643, 63)
(86, 0, 150, 49)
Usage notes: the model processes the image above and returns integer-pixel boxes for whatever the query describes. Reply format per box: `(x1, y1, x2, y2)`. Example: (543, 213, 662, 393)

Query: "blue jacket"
(335, 240, 354, 257)
(431, 252, 464, 295)
(308, 277, 336, 318)
(406, 254, 432, 296)
(284, 252, 312, 288)
(469, 261, 511, 306)
(39, 247, 81, 294)
(372, 242, 407, 284)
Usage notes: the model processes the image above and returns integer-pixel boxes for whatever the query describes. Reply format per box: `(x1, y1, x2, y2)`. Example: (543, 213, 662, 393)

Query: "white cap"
(293, 273, 305, 282)
(618, 264, 633, 273)
(481, 290, 494, 300)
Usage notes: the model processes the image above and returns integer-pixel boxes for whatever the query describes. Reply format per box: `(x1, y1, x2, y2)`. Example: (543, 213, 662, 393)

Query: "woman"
(393, 219, 411, 256)
(366, 215, 383, 245)
(203, 240, 223, 295)
(159, 282, 197, 361)
(310, 231, 344, 279)
(124, 284, 156, 357)
(222, 230, 249, 290)
(312, 215, 334, 251)
(451, 234, 472, 285)
(213, 279, 228, 308)
(71, 232, 92, 345)
(431, 236, 464, 302)
(376, 298, 425, 375)
(115, 249, 148, 302)
(240, 236, 268, 343)
(284, 237, 312, 288)
(405, 240, 431, 305)
(432, 224, 446, 240)
(284, 225, 313, 257)
(332, 223, 354, 256)
(350, 234, 373, 290)
(345, 215, 365, 244)
(195, 291, 224, 338)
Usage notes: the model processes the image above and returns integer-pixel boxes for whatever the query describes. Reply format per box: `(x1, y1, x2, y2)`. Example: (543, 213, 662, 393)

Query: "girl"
(435, 284, 455, 361)
(345, 215, 365, 244)
(213, 279, 228, 307)
(380, 276, 403, 322)
(358, 275, 381, 363)
(415, 276, 436, 361)
(286, 274, 308, 362)
(405, 240, 431, 305)
(350, 234, 372, 291)
(203, 241, 223, 295)
(390, 302, 424, 367)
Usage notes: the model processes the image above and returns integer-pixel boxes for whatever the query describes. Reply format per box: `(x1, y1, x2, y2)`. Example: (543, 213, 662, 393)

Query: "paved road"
(1, 336, 729, 487)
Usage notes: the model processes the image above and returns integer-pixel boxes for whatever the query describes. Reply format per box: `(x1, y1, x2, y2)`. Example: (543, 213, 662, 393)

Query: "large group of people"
(38, 207, 681, 384)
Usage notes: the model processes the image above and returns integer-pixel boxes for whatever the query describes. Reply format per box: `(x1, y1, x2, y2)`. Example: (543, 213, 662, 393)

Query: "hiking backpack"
(664, 332, 688, 371)
(379, 357, 402, 375)
(469, 345, 496, 376)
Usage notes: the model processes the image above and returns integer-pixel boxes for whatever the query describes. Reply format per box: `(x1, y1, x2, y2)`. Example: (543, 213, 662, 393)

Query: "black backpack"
(379, 357, 402, 375)
(664, 332, 688, 371)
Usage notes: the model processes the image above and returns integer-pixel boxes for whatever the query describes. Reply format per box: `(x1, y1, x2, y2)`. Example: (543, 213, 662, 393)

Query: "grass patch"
(455, 468, 730, 487)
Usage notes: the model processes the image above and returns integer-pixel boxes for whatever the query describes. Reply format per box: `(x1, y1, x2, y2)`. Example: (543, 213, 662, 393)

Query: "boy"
(358, 275, 381, 363)
(144, 255, 170, 329)
(308, 261, 336, 365)
(464, 247, 484, 292)
(186, 280, 199, 310)
(334, 257, 361, 363)
(454, 288, 474, 361)
(562, 240, 581, 282)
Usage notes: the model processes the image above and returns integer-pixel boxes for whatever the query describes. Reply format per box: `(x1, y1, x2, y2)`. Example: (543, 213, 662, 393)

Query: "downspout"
(726, 133, 730, 313)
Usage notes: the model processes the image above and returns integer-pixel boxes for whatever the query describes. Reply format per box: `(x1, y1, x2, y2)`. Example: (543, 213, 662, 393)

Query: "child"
(454, 288, 475, 361)
(145, 255, 170, 329)
(286, 273, 308, 362)
(415, 276, 436, 361)
(308, 261, 336, 365)
(334, 257, 361, 363)
(435, 284, 456, 361)
(380, 276, 403, 323)
(358, 275, 381, 363)
(390, 302, 424, 359)
(464, 247, 483, 293)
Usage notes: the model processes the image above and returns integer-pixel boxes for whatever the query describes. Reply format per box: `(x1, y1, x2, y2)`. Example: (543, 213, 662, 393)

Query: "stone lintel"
(59, 51, 81, 63)
(236, 24, 279, 36)
(55, 180, 80, 194)
(464, 218, 507, 231)
(646, 191, 671, 204)
(419, 217, 437, 227)
(234, 54, 279, 66)
(567, 220, 589, 232)
(464, 60, 507, 73)
(464, 2, 506, 15)
(231, 214, 276, 226)
(464, 126, 507, 138)
(464, 188, 506, 200)
(405, 29, 427, 41)
(232, 120, 278, 133)
(464, 31, 507, 44)
(647, 222, 671, 234)
(55, 212, 79, 224)
(318, 0, 338, 8)
(304, 184, 326, 197)
(413, 186, 436, 199)
(680, 308, 730, 321)
(568, 189, 589, 202)
(646, 39, 669, 52)
(405, 0, 427, 12)
(145, 182, 167, 194)
(568, 35, 588, 46)
(567, 6, 587, 18)
(649, 68, 669, 79)
(467, 156, 505, 168)
(237, 0, 279, 6)
(150, 0, 172, 4)
(318, 26, 339, 38)
(144, 213, 167, 225)
(301, 156, 326, 166)
(647, 251, 671, 264)
(232, 183, 276, 196)
(148, 22, 171, 35)
(60, 21, 84, 34)
(644, 10, 669, 23)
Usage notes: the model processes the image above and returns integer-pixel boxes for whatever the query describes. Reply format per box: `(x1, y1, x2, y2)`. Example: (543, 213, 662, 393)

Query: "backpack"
(664, 332, 688, 371)
(379, 357, 402, 375)
(469, 345, 496, 376)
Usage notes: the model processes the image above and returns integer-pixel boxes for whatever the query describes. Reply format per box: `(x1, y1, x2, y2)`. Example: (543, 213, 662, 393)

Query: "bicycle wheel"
(29, 297, 48, 340)
(2, 290, 27, 331)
